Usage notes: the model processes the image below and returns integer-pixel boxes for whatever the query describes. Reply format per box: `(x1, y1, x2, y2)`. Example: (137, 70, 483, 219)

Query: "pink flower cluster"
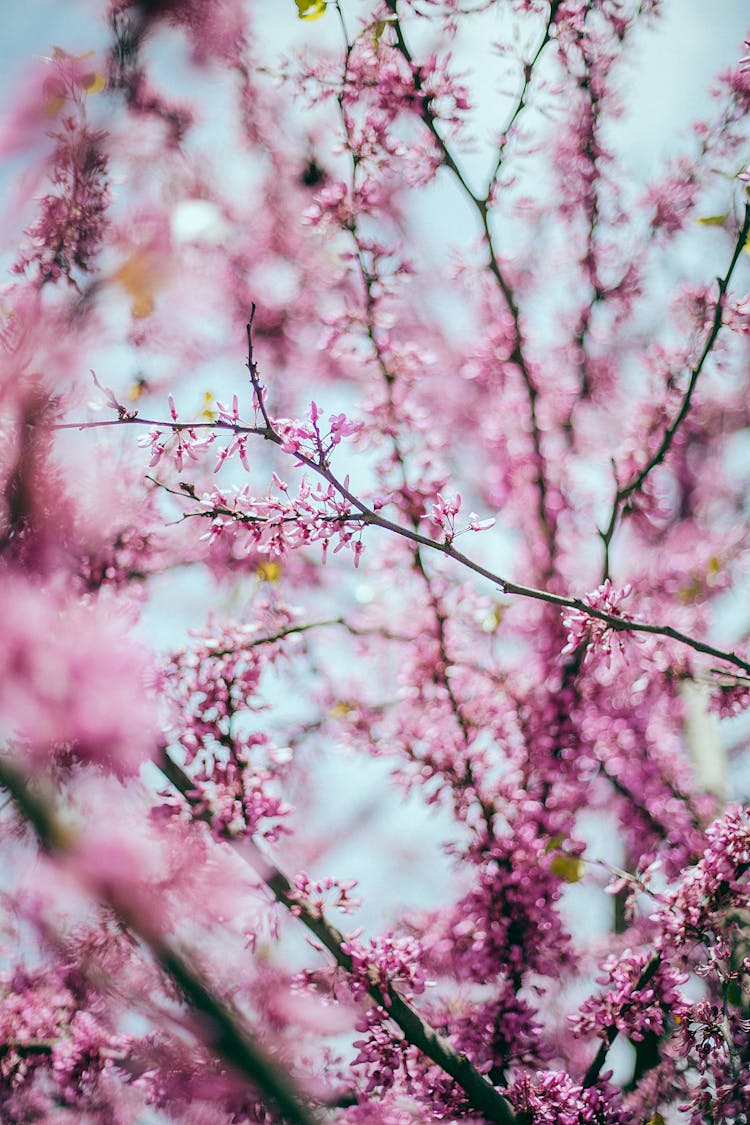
(158, 619, 294, 841)
(562, 580, 634, 665)
(657, 804, 750, 948)
(571, 949, 688, 1043)
(197, 472, 366, 566)
(0, 963, 134, 1108)
(9, 50, 110, 286)
(341, 933, 427, 1006)
(288, 872, 361, 918)
(276, 401, 364, 467)
(509, 1070, 629, 1125)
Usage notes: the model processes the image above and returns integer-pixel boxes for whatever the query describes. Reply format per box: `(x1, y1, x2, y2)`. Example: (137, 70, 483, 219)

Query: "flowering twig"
(385, 0, 559, 574)
(48, 400, 750, 676)
(325, 18, 497, 831)
(486, 0, 563, 194)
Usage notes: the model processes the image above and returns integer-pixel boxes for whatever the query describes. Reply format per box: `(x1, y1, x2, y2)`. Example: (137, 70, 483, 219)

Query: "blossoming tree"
(1, 0, 750, 1121)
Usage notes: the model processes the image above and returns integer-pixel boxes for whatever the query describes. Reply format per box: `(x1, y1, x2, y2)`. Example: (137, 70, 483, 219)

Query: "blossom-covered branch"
(598, 202, 750, 578)
(3, 2, 750, 1121)
(48, 391, 750, 677)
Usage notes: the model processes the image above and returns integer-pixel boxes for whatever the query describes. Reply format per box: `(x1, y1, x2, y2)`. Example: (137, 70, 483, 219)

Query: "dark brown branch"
(599, 203, 750, 578)
(51, 416, 269, 434)
(385, 0, 558, 574)
(158, 750, 518, 1125)
(247, 303, 276, 433)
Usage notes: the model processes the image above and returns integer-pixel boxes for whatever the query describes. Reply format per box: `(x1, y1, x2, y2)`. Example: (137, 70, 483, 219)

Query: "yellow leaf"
(330, 701, 353, 719)
(744, 233, 750, 257)
(677, 577, 702, 605)
(488, 603, 505, 629)
(52, 47, 93, 61)
(696, 214, 728, 227)
(83, 72, 105, 94)
(113, 252, 161, 319)
(257, 560, 281, 582)
(200, 391, 215, 421)
(43, 95, 66, 118)
(371, 13, 396, 48)
(644, 1114, 665, 1125)
(130, 294, 154, 319)
(550, 854, 585, 883)
(544, 834, 566, 855)
(128, 379, 147, 402)
(296, 0, 326, 19)
(42, 75, 67, 117)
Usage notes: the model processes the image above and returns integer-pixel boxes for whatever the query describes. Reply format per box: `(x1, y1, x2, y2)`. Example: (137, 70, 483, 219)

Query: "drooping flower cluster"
(10, 49, 110, 287)
(562, 580, 634, 666)
(571, 949, 688, 1044)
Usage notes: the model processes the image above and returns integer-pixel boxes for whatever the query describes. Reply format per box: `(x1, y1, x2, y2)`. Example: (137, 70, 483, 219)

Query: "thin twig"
(598, 203, 750, 578)
(385, 0, 558, 572)
(486, 0, 563, 193)
(45, 404, 750, 676)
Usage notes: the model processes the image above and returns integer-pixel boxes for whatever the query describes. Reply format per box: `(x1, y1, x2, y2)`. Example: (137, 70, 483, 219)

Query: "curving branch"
(486, 0, 563, 195)
(598, 203, 750, 579)
(330, 13, 498, 832)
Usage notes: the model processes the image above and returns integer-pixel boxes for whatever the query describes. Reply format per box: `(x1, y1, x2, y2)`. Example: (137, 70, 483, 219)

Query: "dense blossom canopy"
(1, 1, 750, 1122)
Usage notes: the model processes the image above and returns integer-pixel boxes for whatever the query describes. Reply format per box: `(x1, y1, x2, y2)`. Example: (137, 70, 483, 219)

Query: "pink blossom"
(562, 580, 634, 664)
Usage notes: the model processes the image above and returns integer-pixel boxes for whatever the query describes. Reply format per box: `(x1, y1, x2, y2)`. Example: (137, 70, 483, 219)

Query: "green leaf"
(371, 14, 396, 50)
(550, 854, 585, 883)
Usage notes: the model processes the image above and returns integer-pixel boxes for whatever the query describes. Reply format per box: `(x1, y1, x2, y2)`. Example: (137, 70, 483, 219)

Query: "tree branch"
(46, 404, 750, 676)
(157, 749, 518, 1125)
(386, 0, 558, 573)
(599, 203, 750, 578)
